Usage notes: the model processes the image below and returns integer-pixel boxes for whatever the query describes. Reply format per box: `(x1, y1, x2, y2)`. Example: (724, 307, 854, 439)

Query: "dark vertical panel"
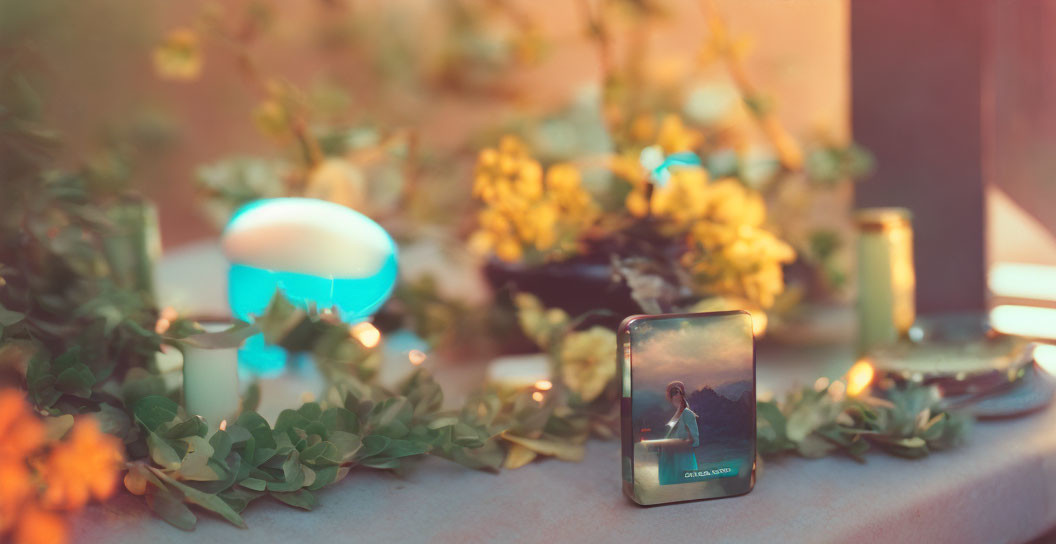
(851, 0, 987, 313)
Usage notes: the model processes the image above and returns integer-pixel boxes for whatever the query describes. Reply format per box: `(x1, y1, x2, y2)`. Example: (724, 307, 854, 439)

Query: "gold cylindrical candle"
(856, 207, 916, 355)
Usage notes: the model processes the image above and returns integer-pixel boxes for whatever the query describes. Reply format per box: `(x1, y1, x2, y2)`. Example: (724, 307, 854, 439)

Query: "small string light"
(531, 391, 544, 403)
(350, 322, 381, 348)
(534, 380, 553, 391)
(408, 349, 427, 366)
(155, 306, 178, 334)
(219, 419, 227, 431)
(846, 360, 875, 397)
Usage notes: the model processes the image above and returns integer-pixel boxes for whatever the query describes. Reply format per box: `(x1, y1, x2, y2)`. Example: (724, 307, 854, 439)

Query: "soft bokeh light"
(486, 355, 551, 390)
(1035, 344, 1056, 376)
(219, 419, 227, 431)
(154, 306, 178, 334)
(813, 376, 830, 391)
(749, 309, 768, 337)
(988, 263, 1056, 301)
(534, 380, 553, 391)
(827, 380, 846, 400)
(531, 391, 544, 403)
(846, 360, 875, 396)
(991, 305, 1056, 340)
(408, 349, 427, 366)
(351, 322, 381, 348)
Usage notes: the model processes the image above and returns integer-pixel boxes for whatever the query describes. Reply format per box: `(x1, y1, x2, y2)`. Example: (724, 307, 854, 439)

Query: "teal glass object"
(222, 198, 398, 376)
(649, 151, 703, 187)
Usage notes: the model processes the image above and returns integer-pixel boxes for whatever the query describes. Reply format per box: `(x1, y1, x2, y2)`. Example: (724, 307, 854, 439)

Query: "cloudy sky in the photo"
(630, 313, 753, 393)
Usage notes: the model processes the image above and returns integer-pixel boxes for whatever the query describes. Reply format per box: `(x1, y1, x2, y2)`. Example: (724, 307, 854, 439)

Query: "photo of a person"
(623, 311, 755, 504)
(648, 381, 700, 485)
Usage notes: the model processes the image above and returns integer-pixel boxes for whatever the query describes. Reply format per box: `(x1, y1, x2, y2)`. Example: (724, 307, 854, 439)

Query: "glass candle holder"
(856, 207, 916, 355)
(221, 198, 398, 376)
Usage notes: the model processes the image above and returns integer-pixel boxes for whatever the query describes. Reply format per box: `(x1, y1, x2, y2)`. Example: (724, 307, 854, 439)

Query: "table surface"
(75, 242, 1056, 544)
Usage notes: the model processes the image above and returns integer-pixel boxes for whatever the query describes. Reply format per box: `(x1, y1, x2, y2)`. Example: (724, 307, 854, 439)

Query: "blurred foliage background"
(1, 0, 851, 247)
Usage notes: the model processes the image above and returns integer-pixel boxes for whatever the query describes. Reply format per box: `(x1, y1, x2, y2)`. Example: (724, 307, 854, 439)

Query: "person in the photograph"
(653, 381, 700, 485)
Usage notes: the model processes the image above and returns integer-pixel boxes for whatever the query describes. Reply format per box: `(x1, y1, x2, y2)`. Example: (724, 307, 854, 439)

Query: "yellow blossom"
(704, 178, 766, 227)
(606, 114, 794, 309)
(514, 293, 568, 348)
(153, 28, 203, 81)
(471, 137, 598, 262)
(649, 167, 711, 231)
(656, 115, 701, 154)
(305, 158, 367, 209)
(684, 218, 795, 308)
(559, 327, 617, 403)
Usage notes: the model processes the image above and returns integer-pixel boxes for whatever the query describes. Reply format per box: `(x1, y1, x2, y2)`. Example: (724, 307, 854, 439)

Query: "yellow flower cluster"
(608, 114, 795, 309)
(681, 178, 796, 308)
(470, 136, 598, 262)
(620, 115, 708, 225)
(0, 390, 124, 544)
(627, 168, 715, 232)
(628, 114, 702, 153)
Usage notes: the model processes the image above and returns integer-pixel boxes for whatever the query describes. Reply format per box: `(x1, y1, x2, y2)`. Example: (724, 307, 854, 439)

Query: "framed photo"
(620, 310, 756, 505)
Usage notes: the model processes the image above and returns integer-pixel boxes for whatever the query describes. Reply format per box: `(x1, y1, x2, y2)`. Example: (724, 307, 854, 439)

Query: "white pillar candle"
(182, 322, 241, 433)
(486, 354, 552, 392)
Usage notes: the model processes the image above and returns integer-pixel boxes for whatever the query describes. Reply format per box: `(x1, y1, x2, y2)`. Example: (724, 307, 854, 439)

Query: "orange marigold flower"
(40, 418, 124, 511)
(0, 458, 32, 534)
(14, 506, 67, 544)
(0, 390, 44, 460)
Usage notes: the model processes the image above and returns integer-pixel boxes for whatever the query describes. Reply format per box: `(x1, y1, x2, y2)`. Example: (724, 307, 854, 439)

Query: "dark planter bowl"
(483, 255, 642, 329)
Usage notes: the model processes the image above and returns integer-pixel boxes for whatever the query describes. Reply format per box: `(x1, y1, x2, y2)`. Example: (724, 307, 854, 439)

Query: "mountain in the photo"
(686, 385, 754, 442)
(713, 380, 753, 402)
(632, 384, 753, 442)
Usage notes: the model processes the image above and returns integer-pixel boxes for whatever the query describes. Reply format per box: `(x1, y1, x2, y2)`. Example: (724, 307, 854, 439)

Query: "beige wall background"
(23, 0, 850, 248)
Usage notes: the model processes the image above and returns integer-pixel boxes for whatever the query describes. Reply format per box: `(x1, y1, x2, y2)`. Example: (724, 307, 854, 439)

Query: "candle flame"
(846, 360, 875, 396)
(219, 419, 227, 431)
(408, 349, 427, 366)
(531, 391, 544, 403)
(350, 322, 381, 348)
(534, 380, 553, 391)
